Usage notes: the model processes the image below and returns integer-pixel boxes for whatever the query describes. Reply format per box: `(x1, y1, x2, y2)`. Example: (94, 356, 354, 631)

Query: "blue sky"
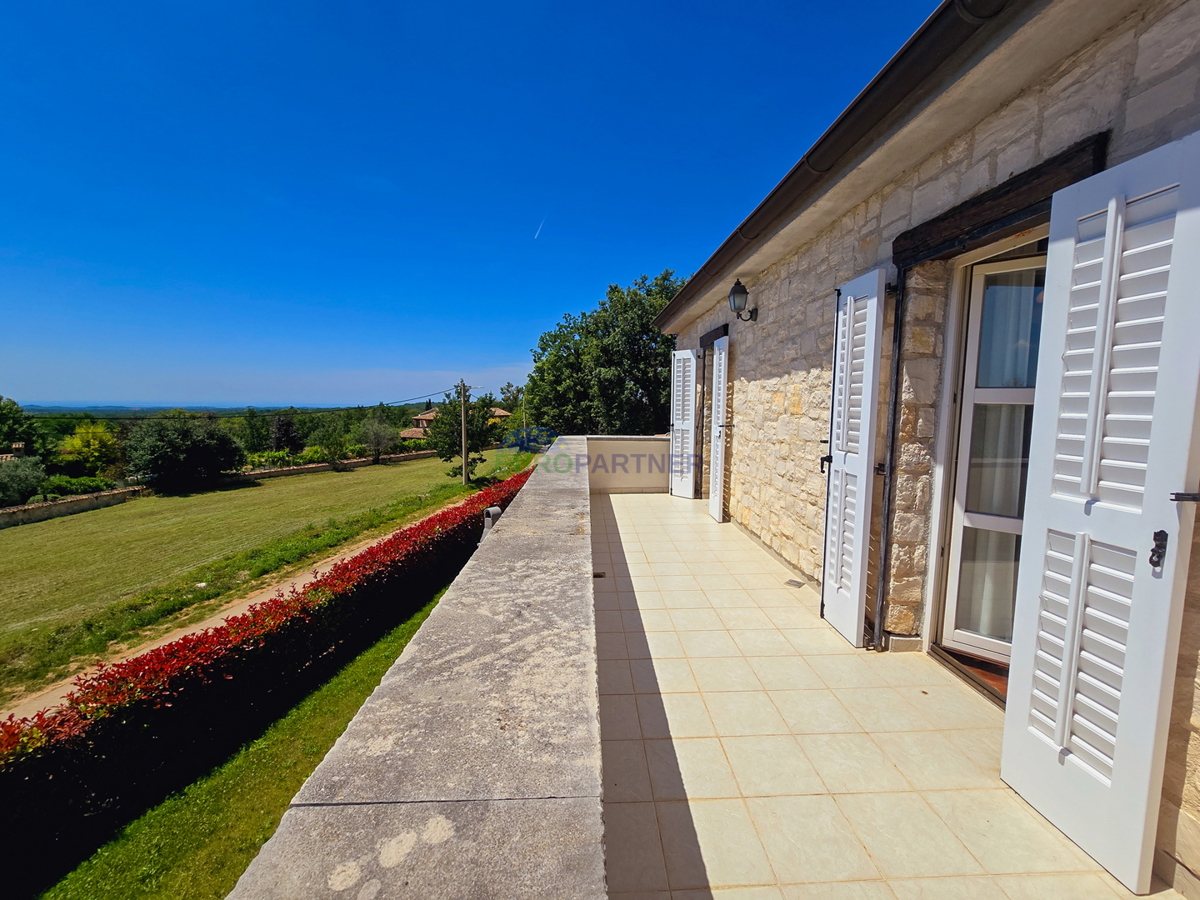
(0, 1, 934, 407)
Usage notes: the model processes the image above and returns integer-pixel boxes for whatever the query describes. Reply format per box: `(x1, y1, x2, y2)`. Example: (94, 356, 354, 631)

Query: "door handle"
(1150, 530, 1169, 568)
(820, 454, 833, 474)
(1171, 492, 1200, 502)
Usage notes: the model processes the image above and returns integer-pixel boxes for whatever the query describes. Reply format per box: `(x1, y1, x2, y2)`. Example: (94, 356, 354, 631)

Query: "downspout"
(873, 271, 907, 651)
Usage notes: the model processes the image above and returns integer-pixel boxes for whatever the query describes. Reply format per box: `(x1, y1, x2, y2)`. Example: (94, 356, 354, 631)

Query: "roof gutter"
(653, 0, 1027, 332)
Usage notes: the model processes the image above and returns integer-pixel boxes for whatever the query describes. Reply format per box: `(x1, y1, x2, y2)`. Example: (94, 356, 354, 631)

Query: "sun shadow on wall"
(592, 493, 715, 897)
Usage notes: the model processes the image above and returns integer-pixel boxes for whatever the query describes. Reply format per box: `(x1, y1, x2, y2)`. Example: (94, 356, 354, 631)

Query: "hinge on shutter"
(1171, 492, 1200, 502)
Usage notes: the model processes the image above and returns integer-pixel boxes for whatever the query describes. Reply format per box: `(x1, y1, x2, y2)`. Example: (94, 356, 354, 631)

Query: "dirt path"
(3, 496, 469, 722)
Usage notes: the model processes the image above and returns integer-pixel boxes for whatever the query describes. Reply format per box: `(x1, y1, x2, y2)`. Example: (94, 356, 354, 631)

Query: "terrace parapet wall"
(228, 436, 604, 900)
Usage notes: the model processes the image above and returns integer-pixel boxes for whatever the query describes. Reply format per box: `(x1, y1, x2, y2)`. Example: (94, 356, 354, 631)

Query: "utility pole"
(460, 378, 469, 485)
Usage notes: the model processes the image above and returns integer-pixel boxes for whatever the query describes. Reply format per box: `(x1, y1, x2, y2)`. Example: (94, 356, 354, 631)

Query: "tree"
(525, 270, 684, 435)
(237, 408, 272, 454)
(270, 415, 304, 454)
(60, 422, 121, 475)
(354, 418, 398, 463)
(426, 387, 498, 481)
(126, 414, 246, 490)
(0, 396, 52, 460)
(0, 458, 46, 506)
(499, 382, 525, 412)
(311, 419, 349, 466)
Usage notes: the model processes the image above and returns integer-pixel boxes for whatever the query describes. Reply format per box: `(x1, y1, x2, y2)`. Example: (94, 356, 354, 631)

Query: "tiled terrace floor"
(592, 493, 1181, 900)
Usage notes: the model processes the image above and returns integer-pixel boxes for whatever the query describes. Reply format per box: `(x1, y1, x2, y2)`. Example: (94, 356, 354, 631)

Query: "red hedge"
(0, 469, 531, 768)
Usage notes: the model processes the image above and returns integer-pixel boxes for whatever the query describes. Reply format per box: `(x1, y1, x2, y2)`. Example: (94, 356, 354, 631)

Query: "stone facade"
(668, 1, 1200, 892)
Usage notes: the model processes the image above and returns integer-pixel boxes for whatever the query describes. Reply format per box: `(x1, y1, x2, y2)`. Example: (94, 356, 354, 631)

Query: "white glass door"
(941, 257, 1045, 663)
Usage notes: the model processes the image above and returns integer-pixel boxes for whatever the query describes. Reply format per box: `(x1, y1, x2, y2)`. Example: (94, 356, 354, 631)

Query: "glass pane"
(977, 269, 1045, 388)
(965, 404, 1033, 518)
(955, 528, 1020, 643)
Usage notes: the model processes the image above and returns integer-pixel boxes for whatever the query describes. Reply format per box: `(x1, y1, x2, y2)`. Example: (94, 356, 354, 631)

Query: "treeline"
(0, 398, 436, 505)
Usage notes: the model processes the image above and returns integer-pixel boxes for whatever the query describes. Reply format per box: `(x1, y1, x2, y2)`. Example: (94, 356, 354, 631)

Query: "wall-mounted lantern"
(728, 279, 757, 322)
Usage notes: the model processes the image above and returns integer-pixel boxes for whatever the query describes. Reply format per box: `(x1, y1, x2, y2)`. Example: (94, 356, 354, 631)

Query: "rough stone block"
(1136, 1, 1200, 85)
(1127, 67, 1200, 131)
(227, 798, 606, 900)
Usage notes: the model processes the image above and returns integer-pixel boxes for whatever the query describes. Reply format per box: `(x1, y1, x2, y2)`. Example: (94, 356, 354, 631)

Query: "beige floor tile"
(625, 590, 666, 609)
(697, 573, 746, 592)
(596, 592, 622, 610)
(631, 609, 677, 632)
(747, 794, 880, 883)
(679, 630, 743, 658)
(632, 658, 700, 694)
(731, 629, 798, 657)
(873, 731, 996, 790)
(723, 559, 771, 575)
(943, 729, 1003, 777)
(752, 588, 810, 607)
(639, 693, 716, 739)
(608, 892, 670, 900)
(833, 688, 936, 733)
(770, 690, 863, 734)
(660, 798, 776, 889)
(704, 691, 791, 737)
(993, 873, 1125, 899)
(869, 653, 958, 687)
(798, 733, 911, 793)
(597, 610, 626, 632)
(746, 657, 824, 691)
(808, 655, 891, 689)
(645, 737, 740, 800)
(625, 562, 656, 577)
(603, 740, 654, 801)
(706, 588, 759, 608)
(781, 884, 897, 899)
(599, 632, 630, 660)
(600, 659, 636, 694)
(670, 608, 726, 631)
(923, 789, 1096, 874)
(893, 685, 1003, 730)
(652, 561, 695, 577)
(676, 887, 784, 899)
(631, 575, 662, 591)
(690, 657, 764, 692)
(604, 801, 670, 892)
(662, 590, 714, 609)
(784, 628, 858, 655)
(658, 574, 704, 592)
(763, 606, 824, 629)
(602, 693, 644, 740)
(716, 608, 776, 630)
(723, 734, 826, 796)
(836, 793, 983, 878)
(737, 573, 791, 590)
(887, 876, 1007, 899)
(631, 632, 686, 659)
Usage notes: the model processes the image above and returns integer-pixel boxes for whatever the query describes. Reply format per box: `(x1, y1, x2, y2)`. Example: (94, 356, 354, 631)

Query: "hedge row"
(0, 468, 531, 898)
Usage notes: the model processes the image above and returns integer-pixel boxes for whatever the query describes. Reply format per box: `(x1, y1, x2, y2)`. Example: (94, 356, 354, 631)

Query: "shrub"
(246, 450, 295, 470)
(0, 469, 531, 896)
(400, 438, 430, 453)
(0, 458, 47, 507)
(38, 475, 116, 498)
(125, 416, 246, 490)
(293, 446, 326, 465)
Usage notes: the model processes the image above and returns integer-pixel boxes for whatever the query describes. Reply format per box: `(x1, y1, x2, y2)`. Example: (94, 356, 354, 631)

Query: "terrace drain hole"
(785, 579, 806, 588)
(593, 572, 606, 578)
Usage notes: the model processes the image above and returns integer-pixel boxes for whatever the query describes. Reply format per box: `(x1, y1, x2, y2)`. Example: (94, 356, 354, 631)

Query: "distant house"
(411, 408, 439, 431)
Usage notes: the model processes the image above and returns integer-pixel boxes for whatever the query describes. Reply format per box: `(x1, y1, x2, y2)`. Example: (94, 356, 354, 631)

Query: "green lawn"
(39, 596, 440, 900)
(0, 450, 526, 699)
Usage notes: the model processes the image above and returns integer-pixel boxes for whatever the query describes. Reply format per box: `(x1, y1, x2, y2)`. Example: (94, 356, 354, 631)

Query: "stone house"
(656, 0, 1200, 894)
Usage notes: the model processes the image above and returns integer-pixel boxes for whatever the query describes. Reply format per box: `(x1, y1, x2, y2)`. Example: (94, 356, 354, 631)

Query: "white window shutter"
(822, 269, 885, 647)
(1001, 132, 1200, 894)
(709, 336, 730, 521)
(670, 349, 698, 499)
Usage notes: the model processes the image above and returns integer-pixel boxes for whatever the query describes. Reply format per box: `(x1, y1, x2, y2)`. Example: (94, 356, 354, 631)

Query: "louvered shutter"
(670, 349, 698, 498)
(709, 336, 730, 521)
(1001, 132, 1200, 894)
(822, 269, 885, 647)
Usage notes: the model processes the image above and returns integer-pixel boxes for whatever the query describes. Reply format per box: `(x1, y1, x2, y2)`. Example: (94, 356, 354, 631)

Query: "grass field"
(39, 596, 440, 900)
(0, 450, 525, 699)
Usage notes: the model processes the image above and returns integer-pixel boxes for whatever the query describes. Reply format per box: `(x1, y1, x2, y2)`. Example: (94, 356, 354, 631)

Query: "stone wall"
(0, 487, 144, 530)
(675, 0, 1200, 627)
